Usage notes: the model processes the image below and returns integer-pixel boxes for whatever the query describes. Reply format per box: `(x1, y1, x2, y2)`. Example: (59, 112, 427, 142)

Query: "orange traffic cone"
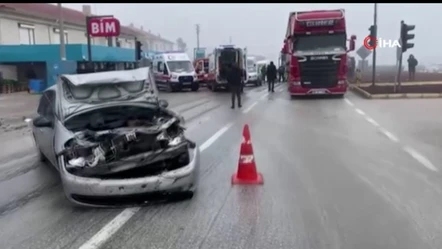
(231, 124, 264, 185)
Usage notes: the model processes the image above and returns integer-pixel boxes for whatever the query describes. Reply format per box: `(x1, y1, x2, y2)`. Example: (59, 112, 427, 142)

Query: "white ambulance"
(152, 51, 199, 92)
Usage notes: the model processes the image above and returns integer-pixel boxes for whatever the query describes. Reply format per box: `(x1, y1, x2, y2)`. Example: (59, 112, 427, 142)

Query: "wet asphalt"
(1, 83, 442, 249)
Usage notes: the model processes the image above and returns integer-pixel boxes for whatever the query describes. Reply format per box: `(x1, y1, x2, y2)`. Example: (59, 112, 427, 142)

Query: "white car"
(29, 67, 199, 207)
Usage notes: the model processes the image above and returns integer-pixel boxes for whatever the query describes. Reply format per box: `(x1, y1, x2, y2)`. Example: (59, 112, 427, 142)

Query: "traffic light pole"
(371, 3, 377, 87)
(395, 20, 404, 93)
(396, 47, 403, 93)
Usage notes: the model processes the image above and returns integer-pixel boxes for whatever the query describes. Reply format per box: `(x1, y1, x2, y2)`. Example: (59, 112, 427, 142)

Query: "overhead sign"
(88, 17, 121, 37)
(356, 45, 372, 60)
(194, 48, 206, 59)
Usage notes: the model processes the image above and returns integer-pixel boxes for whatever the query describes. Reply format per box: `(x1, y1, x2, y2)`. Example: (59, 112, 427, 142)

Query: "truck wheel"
(336, 94, 345, 98)
(191, 83, 199, 92)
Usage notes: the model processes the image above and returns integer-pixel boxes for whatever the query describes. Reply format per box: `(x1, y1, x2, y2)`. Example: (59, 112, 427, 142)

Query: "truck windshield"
(294, 33, 346, 52)
(167, 61, 193, 73)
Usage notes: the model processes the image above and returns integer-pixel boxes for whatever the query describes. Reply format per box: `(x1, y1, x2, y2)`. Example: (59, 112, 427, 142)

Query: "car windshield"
(167, 61, 194, 73)
(294, 33, 346, 52)
(247, 60, 256, 72)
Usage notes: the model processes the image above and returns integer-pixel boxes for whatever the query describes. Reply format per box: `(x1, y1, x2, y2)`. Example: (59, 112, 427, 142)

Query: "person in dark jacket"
(241, 67, 246, 94)
(407, 54, 418, 81)
(278, 65, 285, 82)
(226, 63, 242, 109)
(266, 61, 277, 92)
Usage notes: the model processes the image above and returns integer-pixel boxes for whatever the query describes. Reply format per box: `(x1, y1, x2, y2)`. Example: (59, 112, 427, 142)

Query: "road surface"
(0, 84, 441, 249)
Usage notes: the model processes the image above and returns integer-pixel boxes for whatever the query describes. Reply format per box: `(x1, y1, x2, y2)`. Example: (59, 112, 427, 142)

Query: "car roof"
(61, 67, 152, 87)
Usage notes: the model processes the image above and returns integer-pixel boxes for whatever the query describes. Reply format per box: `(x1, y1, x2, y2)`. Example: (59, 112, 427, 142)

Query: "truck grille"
(299, 56, 340, 88)
(178, 76, 193, 83)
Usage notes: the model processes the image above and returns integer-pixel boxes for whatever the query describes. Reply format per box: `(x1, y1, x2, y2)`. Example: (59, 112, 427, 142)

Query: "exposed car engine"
(60, 107, 196, 178)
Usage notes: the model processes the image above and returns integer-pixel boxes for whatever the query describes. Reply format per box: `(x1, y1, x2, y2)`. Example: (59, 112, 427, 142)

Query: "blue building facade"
(0, 44, 138, 91)
(0, 44, 136, 63)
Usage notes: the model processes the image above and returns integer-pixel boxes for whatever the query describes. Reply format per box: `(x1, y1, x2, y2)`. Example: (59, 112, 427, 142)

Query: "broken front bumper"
(59, 147, 200, 207)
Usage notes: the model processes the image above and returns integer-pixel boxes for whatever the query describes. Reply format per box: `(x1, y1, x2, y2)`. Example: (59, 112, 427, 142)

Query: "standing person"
(266, 61, 277, 92)
(226, 63, 242, 109)
(241, 67, 246, 94)
(407, 54, 418, 81)
(260, 64, 267, 83)
(278, 65, 285, 82)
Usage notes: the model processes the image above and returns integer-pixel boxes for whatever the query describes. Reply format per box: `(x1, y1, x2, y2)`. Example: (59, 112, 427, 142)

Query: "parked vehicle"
(281, 9, 356, 97)
(153, 51, 199, 92)
(207, 45, 246, 91)
(246, 56, 261, 86)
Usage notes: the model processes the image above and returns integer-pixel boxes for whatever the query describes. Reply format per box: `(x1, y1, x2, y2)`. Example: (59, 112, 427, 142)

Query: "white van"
(207, 45, 246, 91)
(153, 51, 199, 92)
(246, 56, 261, 86)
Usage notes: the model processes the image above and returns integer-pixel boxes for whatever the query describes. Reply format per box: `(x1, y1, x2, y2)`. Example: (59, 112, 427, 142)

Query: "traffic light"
(368, 25, 376, 47)
(400, 21, 415, 53)
(135, 40, 143, 60)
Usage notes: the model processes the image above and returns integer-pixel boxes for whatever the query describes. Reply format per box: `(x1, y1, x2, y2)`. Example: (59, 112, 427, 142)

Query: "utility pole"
(58, 3, 66, 60)
(371, 3, 377, 86)
(196, 24, 200, 49)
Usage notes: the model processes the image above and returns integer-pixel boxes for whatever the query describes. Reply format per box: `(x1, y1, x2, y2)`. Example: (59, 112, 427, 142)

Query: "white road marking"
(78, 121, 234, 249)
(199, 122, 233, 152)
(242, 102, 258, 114)
(278, 88, 283, 92)
(378, 127, 399, 142)
(365, 116, 380, 127)
(355, 108, 366, 116)
(403, 146, 438, 172)
(78, 208, 140, 249)
(344, 98, 354, 106)
(349, 103, 437, 173)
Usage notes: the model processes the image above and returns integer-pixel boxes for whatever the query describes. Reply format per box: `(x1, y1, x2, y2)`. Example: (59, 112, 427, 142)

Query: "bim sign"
(88, 17, 121, 37)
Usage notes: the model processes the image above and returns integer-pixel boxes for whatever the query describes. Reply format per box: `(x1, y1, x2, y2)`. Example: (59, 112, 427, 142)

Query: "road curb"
(349, 85, 442, 99)
(349, 85, 372, 99)
(357, 81, 442, 87)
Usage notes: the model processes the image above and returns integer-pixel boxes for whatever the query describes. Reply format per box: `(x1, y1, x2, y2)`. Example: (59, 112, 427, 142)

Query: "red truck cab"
(282, 9, 356, 97)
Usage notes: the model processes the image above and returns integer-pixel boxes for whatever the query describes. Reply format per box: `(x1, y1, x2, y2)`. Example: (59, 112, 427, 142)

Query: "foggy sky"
(65, 3, 442, 65)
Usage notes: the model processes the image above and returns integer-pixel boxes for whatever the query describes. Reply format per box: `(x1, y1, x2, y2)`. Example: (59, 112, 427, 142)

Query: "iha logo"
(363, 36, 402, 50)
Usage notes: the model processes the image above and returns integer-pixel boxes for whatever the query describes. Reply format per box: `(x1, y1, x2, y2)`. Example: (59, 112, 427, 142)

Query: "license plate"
(182, 82, 191, 85)
(311, 89, 326, 94)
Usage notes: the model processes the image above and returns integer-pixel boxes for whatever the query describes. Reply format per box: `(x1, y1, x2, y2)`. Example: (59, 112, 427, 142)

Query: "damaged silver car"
(29, 67, 199, 206)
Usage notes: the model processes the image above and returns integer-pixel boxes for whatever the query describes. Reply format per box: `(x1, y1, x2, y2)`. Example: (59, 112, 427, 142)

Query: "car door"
(33, 91, 50, 155)
(45, 91, 57, 167)
(34, 90, 57, 166)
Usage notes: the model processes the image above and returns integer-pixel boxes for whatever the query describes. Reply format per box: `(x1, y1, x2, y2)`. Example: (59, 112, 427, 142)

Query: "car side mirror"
(158, 99, 169, 109)
(33, 116, 53, 128)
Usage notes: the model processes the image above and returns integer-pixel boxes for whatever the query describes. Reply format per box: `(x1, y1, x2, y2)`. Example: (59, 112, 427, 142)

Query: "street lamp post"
(58, 3, 66, 60)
